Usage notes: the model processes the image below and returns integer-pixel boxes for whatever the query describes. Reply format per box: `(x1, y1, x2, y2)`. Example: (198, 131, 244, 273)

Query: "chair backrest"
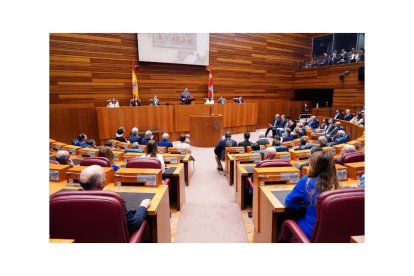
(126, 157, 161, 169)
(79, 157, 111, 167)
(50, 191, 130, 242)
(256, 159, 292, 168)
(342, 151, 365, 164)
(311, 189, 365, 243)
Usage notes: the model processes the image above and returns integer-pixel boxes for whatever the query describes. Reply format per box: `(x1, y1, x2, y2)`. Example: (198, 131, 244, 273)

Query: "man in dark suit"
(333, 109, 344, 120)
(307, 116, 319, 129)
(265, 114, 281, 137)
(343, 109, 353, 121)
(129, 127, 142, 144)
(180, 88, 193, 104)
(78, 133, 91, 148)
(238, 132, 252, 147)
(294, 137, 309, 151)
(256, 132, 270, 145)
(158, 133, 174, 148)
(327, 130, 349, 146)
(326, 121, 343, 140)
(214, 131, 237, 171)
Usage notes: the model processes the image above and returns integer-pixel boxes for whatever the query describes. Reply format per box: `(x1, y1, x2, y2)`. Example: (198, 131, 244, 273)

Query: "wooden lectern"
(189, 114, 223, 147)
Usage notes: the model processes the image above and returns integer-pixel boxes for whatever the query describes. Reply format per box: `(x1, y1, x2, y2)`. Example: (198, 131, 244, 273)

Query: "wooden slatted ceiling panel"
(50, 33, 314, 107)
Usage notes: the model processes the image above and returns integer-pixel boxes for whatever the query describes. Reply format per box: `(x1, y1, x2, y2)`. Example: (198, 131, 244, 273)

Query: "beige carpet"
(174, 129, 269, 243)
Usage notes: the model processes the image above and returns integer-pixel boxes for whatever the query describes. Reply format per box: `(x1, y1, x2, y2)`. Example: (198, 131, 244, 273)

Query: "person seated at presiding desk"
(140, 130, 154, 145)
(256, 132, 270, 146)
(283, 151, 340, 241)
(149, 96, 160, 106)
(98, 146, 120, 172)
(130, 96, 141, 107)
(238, 132, 252, 147)
(217, 97, 226, 104)
(180, 88, 194, 104)
(158, 133, 173, 148)
(107, 97, 120, 108)
(141, 140, 165, 174)
(55, 150, 75, 167)
(129, 127, 141, 144)
(214, 131, 237, 171)
(233, 96, 244, 104)
(205, 97, 214, 104)
(79, 165, 151, 235)
(114, 127, 129, 143)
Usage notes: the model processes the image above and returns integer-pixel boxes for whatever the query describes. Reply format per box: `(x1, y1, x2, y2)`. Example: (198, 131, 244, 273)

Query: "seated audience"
(272, 139, 289, 152)
(129, 127, 141, 144)
(238, 132, 252, 147)
(124, 142, 144, 153)
(294, 137, 309, 151)
(317, 136, 328, 147)
(265, 114, 281, 137)
(130, 97, 141, 107)
(326, 121, 343, 140)
(338, 49, 348, 64)
(318, 53, 329, 66)
(141, 140, 165, 174)
(86, 138, 97, 148)
(214, 131, 237, 171)
(107, 97, 119, 108)
(328, 130, 348, 146)
(334, 144, 356, 164)
(276, 114, 288, 136)
(333, 109, 344, 120)
(284, 151, 340, 240)
(256, 132, 270, 145)
(140, 130, 153, 145)
(55, 150, 75, 167)
(78, 133, 91, 148)
(307, 116, 319, 130)
(98, 146, 120, 172)
(261, 146, 277, 161)
(114, 127, 129, 143)
(281, 128, 293, 142)
(287, 116, 297, 131)
(251, 142, 265, 158)
(175, 134, 192, 154)
(79, 165, 151, 235)
(158, 133, 173, 148)
(343, 109, 353, 121)
(316, 117, 330, 133)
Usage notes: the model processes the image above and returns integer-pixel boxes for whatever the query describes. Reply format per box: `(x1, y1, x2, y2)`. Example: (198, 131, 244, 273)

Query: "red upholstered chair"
(126, 157, 171, 187)
(80, 157, 111, 167)
(50, 191, 149, 243)
(280, 188, 365, 243)
(341, 151, 365, 165)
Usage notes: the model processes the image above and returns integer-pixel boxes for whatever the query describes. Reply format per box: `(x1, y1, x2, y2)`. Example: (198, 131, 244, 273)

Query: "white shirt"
(174, 142, 191, 154)
(205, 99, 214, 104)
(107, 102, 119, 108)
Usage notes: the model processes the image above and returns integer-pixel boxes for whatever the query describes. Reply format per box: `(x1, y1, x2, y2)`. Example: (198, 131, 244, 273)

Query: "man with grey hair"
(263, 146, 276, 160)
(129, 127, 141, 144)
(79, 165, 151, 234)
(256, 132, 270, 146)
(158, 133, 173, 148)
(140, 130, 153, 145)
(327, 129, 349, 146)
(55, 150, 75, 167)
(335, 144, 357, 164)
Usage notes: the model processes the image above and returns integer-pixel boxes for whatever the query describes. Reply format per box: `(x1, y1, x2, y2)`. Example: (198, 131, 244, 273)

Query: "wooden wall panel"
(293, 63, 365, 111)
(174, 104, 212, 133)
(50, 107, 98, 144)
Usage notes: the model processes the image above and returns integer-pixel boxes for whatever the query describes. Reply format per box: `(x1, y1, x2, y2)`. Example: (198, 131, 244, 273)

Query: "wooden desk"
(233, 153, 261, 194)
(344, 162, 365, 180)
(211, 102, 258, 134)
(67, 166, 114, 184)
(114, 168, 162, 187)
(180, 154, 191, 186)
(235, 163, 256, 210)
(164, 163, 186, 211)
(225, 147, 246, 185)
(49, 239, 75, 243)
(112, 150, 124, 162)
(51, 142, 67, 151)
(253, 179, 361, 243)
(350, 235, 365, 243)
(104, 184, 171, 243)
(78, 148, 99, 157)
(290, 149, 311, 161)
(276, 152, 291, 161)
(62, 145, 81, 155)
(49, 164, 71, 182)
(302, 164, 348, 181)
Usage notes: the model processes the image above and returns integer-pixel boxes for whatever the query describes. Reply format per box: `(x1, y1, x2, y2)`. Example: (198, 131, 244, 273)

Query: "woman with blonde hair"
(285, 151, 339, 239)
(98, 146, 120, 172)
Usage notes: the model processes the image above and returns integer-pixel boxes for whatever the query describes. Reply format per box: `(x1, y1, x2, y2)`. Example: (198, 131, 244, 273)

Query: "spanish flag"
(132, 61, 139, 98)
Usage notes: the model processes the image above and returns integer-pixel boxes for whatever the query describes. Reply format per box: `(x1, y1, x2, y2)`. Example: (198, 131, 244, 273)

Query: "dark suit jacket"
(343, 113, 353, 121)
(256, 138, 270, 145)
(282, 135, 293, 142)
(158, 139, 173, 148)
(333, 112, 344, 120)
(238, 140, 252, 147)
(308, 119, 319, 129)
(125, 205, 147, 234)
(214, 138, 237, 157)
(271, 118, 281, 128)
(129, 135, 141, 144)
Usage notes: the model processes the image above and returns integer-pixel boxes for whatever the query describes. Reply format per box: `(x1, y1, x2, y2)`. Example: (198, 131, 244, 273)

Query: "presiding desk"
(49, 180, 171, 242)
